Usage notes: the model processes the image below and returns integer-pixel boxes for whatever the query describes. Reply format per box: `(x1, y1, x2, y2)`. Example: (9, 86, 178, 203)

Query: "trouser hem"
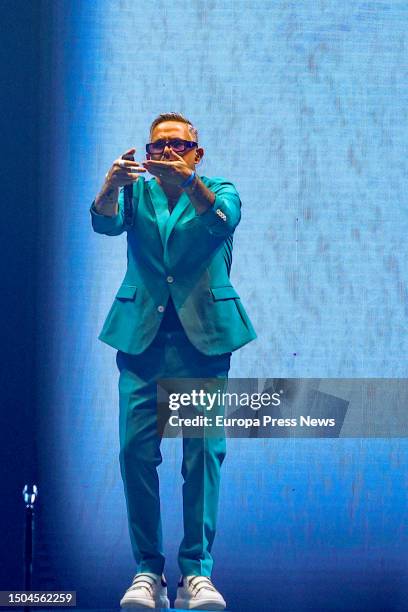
(138, 561, 166, 575)
(178, 560, 212, 578)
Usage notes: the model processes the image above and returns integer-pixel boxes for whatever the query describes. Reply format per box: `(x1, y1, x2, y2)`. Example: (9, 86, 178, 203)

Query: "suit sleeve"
(90, 187, 126, 236)
(195, 179, 242, 238)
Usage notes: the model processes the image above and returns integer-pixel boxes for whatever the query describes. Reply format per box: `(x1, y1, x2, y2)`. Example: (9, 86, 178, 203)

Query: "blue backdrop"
(24, 1, 408, 610)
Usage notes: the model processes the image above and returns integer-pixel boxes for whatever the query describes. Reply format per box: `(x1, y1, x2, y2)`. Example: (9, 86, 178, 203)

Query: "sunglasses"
(145, 138, 198, 156)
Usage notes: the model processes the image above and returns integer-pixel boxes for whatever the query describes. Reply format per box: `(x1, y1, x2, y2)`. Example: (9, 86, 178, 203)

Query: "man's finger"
(142, 160, 178, 168)
(127, 167, 146, 173)
(108, 168, 146, 183)
(121, 147, 136, 157)
(111, 173, 141, 185)
(118, 166, 146, 174)
(143, 165, 161, 175)
(118, 160, 144, 169)
(170, 151, 185, 161)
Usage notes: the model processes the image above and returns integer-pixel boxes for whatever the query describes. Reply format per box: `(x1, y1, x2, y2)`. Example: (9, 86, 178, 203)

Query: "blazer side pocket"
(211, 286, 240, 301)
(115, 285, 138, 301)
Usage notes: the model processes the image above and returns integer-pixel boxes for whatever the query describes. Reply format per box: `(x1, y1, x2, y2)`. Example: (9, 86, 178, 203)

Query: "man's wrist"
(94, 183, 119, 216)
(182, 173, 215, 215)
(180, 170, 196, 189)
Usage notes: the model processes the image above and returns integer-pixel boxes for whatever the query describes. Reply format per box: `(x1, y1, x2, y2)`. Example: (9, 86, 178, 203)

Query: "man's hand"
(94, 148, 146, 216)
(105, 148, 146, 188)
(142, 150, 192, 187)
(143, 149, 218, 215)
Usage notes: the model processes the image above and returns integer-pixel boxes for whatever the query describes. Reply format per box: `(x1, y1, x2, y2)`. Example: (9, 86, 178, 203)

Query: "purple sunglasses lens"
(148, 140, 190, 154)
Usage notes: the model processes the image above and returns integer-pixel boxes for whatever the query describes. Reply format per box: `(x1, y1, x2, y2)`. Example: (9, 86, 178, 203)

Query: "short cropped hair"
(149, 112, 198, 142)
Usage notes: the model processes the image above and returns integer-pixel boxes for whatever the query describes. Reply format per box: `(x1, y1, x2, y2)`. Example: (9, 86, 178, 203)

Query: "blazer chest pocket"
(211, 286, 240, 301)
(115, 285, 138, 301)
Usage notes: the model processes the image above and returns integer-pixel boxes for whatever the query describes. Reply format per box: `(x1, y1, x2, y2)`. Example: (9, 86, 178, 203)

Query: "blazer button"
(166, 275, 174, 283)
(215, 208, 227, 221)
(157, 305, 165, 313)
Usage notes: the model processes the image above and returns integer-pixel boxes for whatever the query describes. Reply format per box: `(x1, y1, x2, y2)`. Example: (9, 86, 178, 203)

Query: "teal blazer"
(90, 175, 257, 356)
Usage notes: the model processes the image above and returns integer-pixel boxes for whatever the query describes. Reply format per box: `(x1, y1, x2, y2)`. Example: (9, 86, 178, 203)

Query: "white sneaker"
(174, 575, 226, 610)
(120, 572, 170, 608)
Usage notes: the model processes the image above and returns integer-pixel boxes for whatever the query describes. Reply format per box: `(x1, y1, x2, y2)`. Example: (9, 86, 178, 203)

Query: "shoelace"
(187, 576, 217, 596)
(129, 573, 158, 597)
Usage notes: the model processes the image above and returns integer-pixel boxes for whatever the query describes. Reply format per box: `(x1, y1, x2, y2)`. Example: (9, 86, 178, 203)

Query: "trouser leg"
(116, 328, 231, 578)
(164, 335, 231, 577)
(178, 434, 227, 577)
(116, 349, 166, 575)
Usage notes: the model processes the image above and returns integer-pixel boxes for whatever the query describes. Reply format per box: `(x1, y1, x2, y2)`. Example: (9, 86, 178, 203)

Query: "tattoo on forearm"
(102, 186, 118, 206)
(94, 183, 119, 215)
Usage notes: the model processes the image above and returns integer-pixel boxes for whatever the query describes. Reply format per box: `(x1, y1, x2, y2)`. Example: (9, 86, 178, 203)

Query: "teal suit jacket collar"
(147, 178, 190, 250)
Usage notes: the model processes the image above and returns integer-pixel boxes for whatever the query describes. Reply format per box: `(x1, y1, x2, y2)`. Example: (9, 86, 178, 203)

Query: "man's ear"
(195, 147, 204, 163)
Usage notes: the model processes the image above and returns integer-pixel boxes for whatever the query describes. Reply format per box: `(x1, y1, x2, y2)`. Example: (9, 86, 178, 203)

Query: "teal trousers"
(115, 321, 231, 578)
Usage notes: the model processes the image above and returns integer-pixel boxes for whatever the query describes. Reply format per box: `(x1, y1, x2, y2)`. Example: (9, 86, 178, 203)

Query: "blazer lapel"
(147, 177, 194, 246)
(147, 179, 170, 249)
(164, 191, 190, 245)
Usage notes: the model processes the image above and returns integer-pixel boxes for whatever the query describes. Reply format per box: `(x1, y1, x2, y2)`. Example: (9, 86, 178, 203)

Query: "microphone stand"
(122, 152, 135, 226)
(22, 484, 38, 612)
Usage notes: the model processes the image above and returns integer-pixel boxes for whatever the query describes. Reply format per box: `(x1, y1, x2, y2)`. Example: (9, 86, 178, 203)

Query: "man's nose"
(162, 144, 172, 159)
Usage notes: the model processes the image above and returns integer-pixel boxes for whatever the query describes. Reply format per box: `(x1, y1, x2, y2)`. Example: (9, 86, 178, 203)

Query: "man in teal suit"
(90, 113, 256, 610)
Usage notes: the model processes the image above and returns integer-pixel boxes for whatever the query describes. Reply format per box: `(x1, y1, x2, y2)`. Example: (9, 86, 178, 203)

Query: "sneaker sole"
(120, 595, 170, 609)
(174, 597, 225, 610)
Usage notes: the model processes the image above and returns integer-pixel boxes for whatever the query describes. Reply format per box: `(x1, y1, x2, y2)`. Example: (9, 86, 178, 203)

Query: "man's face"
(149, 120, 203, 171)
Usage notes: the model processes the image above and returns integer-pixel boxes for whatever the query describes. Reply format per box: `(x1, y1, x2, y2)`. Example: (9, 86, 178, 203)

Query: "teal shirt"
(90, 175, 257, 355)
